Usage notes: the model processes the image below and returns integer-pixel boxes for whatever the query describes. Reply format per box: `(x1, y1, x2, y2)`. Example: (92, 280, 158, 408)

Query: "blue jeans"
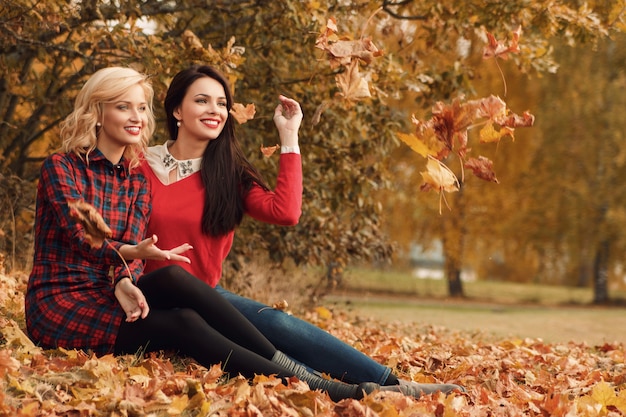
(215, 285, 391, 385)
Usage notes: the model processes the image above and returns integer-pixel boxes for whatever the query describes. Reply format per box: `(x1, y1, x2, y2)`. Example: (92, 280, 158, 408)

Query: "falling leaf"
(482, 26, 522, 60)
(497, 110, 535, 128)
(464, 156, 499, 183)
(230, 103, 256, 124)
(335, 60, 371, 102)
(315, 17, 382, 69)
(475, 95, 507, 120)
(396, 132, 436, 158)
(420, 157, 459, 194)
(479, 121, 514, 144)
(260, 144, 279, 158)
(68, 200, 112, 249)
(311, 100, 330, 126)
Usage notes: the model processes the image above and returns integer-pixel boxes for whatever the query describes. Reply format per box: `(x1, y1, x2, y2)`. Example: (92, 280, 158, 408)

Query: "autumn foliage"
(1, 269, 625, 416)
(396, 28, 535, 213)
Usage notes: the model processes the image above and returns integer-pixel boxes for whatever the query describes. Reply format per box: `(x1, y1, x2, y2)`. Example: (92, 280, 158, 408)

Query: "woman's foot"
(358, 380, 465, 399)
(398, 379, 466, 397)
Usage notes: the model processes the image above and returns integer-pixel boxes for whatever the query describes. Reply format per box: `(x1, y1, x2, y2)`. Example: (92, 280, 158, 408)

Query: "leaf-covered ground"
(1, 270, 625, 417)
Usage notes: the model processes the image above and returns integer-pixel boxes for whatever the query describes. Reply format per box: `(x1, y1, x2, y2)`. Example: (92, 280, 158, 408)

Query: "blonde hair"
(60, 67, 155, 169)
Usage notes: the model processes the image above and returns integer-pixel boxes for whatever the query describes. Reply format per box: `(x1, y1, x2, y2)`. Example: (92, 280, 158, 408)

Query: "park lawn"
(324, 267, 626, 346)
(340, 267, 618, 305)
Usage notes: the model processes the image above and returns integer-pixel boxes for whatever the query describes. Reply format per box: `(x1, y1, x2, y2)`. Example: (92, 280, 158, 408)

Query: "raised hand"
(273, 95, 303, 147)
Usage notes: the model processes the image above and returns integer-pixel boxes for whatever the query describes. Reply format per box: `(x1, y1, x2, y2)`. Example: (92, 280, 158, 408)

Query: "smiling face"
(174, 76, 229, 144)
(98, 84, 148, 150)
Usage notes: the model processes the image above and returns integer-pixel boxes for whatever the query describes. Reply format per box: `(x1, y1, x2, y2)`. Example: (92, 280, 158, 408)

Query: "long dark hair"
(164, 65, 269, 236)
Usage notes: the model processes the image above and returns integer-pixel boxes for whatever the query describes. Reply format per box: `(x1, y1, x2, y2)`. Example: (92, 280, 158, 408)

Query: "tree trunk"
(446, 259, 464, 297)
(592, 239, 610, 304)
(442, 185, 466, 298)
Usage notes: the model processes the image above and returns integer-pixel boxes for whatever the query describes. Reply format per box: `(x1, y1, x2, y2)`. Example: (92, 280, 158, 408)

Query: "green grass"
(322, 267, 626, 345)
(339, 267, 626, 306)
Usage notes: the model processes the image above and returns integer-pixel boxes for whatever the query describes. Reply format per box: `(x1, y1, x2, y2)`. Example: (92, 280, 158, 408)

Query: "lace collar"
(145, 141, 202, 184)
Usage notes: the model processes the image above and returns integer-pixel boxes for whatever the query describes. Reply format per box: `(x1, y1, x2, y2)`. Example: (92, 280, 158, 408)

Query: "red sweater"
(138, 153, 302, 287)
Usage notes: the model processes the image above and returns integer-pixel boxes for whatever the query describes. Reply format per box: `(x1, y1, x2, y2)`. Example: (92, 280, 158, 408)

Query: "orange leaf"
(497, 110, 535, 128)
(230, 102, 256, 124)
(483, 26, 522, 60)
(260, 144, 279, 158)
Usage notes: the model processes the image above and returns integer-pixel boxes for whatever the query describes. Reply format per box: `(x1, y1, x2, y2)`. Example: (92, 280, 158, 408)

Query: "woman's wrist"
(280, 145, 300, 154)
(115, 276, 132, 288)
(118, 244, 137, 260)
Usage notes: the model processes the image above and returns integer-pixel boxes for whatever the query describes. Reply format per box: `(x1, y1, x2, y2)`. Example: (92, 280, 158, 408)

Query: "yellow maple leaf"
(578, 381, 624, 415)
(479, 121, 514, 143)
(396, 132, 435, 158)
(590, 381, 615, 406)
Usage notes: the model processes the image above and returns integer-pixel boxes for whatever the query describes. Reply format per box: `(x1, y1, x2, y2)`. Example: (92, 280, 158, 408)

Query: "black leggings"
(114, 265, 287, 379)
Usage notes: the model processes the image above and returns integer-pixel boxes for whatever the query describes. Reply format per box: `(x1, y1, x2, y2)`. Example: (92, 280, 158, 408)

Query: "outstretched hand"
(115, 278, 149, 322)
(120, 234, 193, 263)
(273, 95, 302, 147)
(136, 234, 193, 263)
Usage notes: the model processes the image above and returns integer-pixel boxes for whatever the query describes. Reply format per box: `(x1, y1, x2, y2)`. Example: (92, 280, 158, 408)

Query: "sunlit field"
(324, 267, 626, 346)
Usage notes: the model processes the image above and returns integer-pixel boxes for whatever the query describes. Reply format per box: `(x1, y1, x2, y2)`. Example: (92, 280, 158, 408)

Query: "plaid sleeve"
(111, 171, 152, 284)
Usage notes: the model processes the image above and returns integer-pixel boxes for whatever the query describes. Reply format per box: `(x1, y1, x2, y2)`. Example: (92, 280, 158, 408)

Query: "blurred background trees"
(1, 0, 624, 302)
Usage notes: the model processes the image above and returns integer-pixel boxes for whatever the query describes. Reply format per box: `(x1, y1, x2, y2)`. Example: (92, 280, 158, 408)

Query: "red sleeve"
(244, 153, 302, 225)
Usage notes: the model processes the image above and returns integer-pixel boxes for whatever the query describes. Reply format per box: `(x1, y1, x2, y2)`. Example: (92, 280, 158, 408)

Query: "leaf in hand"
(68, 200, 112, 249)
(230, 103, 256, 124)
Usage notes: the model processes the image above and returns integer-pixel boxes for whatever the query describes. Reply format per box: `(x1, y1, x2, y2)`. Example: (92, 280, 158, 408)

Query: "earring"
(96, 122, 102, 127)
(176, 120, 181, 127)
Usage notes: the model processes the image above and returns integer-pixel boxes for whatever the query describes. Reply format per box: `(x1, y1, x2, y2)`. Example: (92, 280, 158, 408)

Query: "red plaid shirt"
(25, 149, 150, 354)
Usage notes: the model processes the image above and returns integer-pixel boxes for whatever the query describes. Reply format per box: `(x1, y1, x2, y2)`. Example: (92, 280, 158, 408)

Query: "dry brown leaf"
(465, 156, 498, 184)
(68, 199, 112, 249)
(335, 60, 371, 102)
